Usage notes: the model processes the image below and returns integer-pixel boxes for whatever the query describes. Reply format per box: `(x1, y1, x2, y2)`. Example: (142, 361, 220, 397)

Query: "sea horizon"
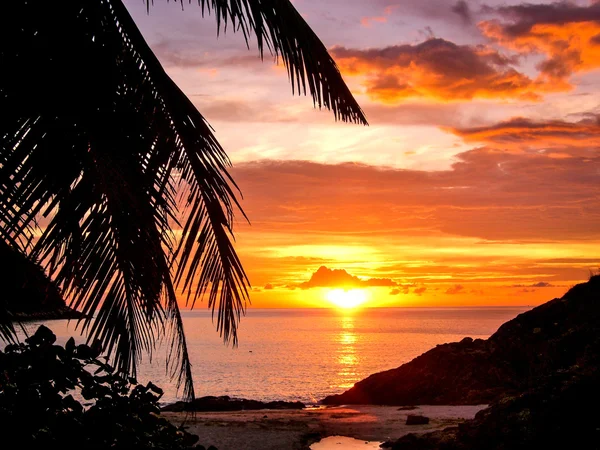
(14, 306, 531, 405)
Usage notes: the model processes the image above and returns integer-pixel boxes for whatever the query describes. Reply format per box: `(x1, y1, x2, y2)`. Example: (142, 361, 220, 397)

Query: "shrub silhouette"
(0, 325, 199, 449)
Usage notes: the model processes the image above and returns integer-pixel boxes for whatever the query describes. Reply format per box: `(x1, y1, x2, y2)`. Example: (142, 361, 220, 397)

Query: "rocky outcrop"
(381, 350, 600, 449)
(322, 275, 600, 406)
(0, 241, 83, 321)
(161, 395, 305, 412)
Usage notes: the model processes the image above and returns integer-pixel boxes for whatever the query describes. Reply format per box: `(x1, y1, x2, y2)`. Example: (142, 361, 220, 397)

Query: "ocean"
(11, 306, 530, 405)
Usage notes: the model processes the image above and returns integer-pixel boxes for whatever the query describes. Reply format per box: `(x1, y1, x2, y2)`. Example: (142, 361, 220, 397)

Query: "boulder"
(406, 415, 429, 425)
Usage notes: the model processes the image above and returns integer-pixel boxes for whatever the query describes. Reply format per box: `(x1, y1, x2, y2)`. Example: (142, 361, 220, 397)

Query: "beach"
(163, 404, 487, 450)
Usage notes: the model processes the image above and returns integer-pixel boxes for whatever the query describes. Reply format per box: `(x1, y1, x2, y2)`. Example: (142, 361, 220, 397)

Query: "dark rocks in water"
(322, 276, 600, 406)
(406, 415, 429, 425)
(161, 395, 305, 412)
(397, 406, 418, 411)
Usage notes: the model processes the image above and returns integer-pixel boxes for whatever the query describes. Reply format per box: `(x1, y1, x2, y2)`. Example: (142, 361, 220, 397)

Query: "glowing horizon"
(127, 0, 600, 309)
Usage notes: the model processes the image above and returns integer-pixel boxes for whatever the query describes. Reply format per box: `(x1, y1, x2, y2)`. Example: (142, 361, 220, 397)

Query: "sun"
(326, 288, 369, 309)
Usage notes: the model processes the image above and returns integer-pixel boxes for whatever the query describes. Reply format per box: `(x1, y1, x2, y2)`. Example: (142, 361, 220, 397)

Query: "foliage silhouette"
(0, 325, 201, 449)
(0, 0, 366, 400)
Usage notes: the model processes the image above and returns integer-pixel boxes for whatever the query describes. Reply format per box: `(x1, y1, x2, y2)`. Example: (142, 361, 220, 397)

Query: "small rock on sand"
(406, 415, 430, 425)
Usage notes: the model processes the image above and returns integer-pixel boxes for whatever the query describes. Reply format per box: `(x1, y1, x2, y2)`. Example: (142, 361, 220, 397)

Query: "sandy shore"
(163, 404, 487, 450)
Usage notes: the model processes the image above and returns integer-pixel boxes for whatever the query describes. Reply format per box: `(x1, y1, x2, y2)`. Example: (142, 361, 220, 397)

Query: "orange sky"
(127, 0, 600, 309)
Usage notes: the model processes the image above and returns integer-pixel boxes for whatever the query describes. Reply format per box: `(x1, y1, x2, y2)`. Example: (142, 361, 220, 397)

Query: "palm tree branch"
(113, 0, 250, 345)
(147, 0, 368, 124)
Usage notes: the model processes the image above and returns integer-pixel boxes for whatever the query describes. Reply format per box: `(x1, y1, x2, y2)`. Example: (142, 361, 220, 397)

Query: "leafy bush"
(0, 325, 200, 449)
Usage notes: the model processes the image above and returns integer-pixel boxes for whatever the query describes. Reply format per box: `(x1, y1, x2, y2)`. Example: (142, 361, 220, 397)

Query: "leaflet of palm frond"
(148, 0, 368, 125)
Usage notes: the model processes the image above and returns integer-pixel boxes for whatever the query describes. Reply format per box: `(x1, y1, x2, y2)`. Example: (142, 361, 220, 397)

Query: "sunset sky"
(126, 0, 600, 308)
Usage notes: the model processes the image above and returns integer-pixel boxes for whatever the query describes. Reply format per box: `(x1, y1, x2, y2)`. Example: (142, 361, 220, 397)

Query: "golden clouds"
(334, 3, 600, 104)
(449, 116, 600, 153)
(481, 20, 600, 85)
(297, 266, 398, 289)
(331, 39, 549, 102)
(231, 156, 600, 306)
(232, 146, 600, 243)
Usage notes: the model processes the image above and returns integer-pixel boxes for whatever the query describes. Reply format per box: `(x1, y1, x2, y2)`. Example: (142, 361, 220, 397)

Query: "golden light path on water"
(336, 315, 359, 389)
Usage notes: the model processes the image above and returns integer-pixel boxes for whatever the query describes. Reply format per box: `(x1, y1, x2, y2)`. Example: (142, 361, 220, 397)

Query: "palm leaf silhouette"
(0, 0, 366, 400)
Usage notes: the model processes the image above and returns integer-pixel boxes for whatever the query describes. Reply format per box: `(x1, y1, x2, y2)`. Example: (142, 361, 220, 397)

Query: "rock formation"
(322, 275, 600, 406)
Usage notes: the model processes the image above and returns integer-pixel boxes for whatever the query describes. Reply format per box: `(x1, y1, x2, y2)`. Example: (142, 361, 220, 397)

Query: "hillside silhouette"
(323, 275, 600, 406)
(0, 241, 81, 321)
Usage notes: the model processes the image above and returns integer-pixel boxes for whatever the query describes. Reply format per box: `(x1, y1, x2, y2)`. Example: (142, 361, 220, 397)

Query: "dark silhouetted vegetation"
(0, 0, 366, 401)
(0, 325, 201, 449)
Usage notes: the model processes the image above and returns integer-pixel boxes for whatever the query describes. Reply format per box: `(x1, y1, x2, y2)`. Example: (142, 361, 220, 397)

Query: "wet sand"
(163, 404, 487, 450)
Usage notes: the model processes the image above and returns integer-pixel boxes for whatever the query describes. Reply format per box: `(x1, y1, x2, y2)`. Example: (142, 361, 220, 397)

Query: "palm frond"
(111, 0, 250, 346)
(149, 0, 368, 125)
(0, 0, 203, 398)
(0, 0, 366, 401)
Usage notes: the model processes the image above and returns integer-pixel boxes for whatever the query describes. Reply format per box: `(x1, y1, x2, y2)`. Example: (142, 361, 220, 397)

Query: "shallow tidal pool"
(310, 435, 382, 449)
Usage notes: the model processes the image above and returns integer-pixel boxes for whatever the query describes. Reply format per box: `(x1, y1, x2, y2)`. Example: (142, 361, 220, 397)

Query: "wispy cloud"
(449, 115, 600, 154)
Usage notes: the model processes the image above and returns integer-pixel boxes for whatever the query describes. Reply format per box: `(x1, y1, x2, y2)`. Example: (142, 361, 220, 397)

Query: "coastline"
(163, 404, 486, 450)
(11, 307, 85, 322)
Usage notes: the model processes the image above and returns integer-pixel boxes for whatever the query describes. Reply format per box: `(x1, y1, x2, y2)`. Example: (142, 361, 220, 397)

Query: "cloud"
(298, 266, 398, 289)
(488, 3, 600, 36)
(390, 285, 413, 295)
(360, 3, 399, 28)
(196, 97, 465, 127)
(264, 283, 274, 290)
(445, 284, 465, 294)
(480, 3, 600, 86)
(331, 38, 549, 102)
(361, 16, 387, 28)
(452, 1, 473, 25)
(364, 103, 464, 127)
(413, 287, 427, 295)
(194, 98, 304, 124)
(232, 142, 600, 243)
(153, 38, 268, 70)
(449, 115, 600, 153)
(512, 282, 556, 288)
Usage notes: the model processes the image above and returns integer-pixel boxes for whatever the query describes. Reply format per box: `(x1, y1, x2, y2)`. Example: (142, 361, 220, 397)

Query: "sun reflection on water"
(336, 315, 360, 389)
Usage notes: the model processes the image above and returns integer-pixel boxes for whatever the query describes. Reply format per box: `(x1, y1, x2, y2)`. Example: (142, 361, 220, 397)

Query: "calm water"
(12, 307, 529, 405)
